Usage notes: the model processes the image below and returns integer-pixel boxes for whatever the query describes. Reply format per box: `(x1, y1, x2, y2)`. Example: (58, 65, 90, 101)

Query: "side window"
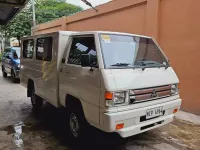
(36, 37, 53, 61)
(67, 36, 97, 66)
(13, 51, 18, 59)
(23, 39, 34, 59)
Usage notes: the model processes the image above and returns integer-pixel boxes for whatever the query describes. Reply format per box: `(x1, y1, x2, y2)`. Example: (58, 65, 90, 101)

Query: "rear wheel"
(2, 66, 7, 78)
(31, 89, 43, 110)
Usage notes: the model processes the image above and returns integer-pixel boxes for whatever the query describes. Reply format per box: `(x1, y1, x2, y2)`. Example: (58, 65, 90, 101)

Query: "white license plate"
(146, 107, 163, 119)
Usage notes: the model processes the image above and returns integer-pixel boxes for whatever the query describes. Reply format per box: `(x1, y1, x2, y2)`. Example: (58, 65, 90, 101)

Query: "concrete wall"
(32, 0, 200, 115)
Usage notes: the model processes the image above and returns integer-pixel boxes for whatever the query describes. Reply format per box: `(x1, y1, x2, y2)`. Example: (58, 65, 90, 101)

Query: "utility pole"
(31, 0, 36, 26)
(81, 0, 98, 12)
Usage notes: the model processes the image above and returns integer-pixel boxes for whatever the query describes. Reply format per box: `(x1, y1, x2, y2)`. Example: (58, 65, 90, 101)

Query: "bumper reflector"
(173, 108, 178, 113)
(116, 123, 124, 130)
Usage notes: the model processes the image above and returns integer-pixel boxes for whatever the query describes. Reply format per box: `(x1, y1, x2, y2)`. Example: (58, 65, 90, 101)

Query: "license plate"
(146, 107, 163, 119)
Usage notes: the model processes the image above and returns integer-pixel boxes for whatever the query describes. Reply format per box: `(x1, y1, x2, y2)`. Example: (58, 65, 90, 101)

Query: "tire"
(31, 89, 43, 110)
(67, 103, 88, 142)
(11, 70, 17, 83)
(2, 67, 7, 78)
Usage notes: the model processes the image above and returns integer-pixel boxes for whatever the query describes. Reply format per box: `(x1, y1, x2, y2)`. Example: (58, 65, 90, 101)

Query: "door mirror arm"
(90, 65, 94, 71)
(90, 62, 99, 71)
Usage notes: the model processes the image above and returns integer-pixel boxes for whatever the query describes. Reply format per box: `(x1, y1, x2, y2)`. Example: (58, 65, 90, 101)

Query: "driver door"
(59, 34, 101, 124)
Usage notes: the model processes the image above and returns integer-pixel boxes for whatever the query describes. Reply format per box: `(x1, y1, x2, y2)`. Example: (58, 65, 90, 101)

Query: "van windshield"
(99, 34, 169, 69)
(13, 47, 21, 59)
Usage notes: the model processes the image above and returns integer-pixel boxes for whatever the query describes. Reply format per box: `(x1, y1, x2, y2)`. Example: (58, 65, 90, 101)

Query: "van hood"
(102, 67, 179, 91)
(13, 59, 20, 64)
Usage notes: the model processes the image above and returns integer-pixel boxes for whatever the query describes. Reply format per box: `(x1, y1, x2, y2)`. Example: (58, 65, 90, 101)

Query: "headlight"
(17, 64, 20, 68)
(105, 91, 128, 107)
(113, 92, 125, 104)
(171, 84, 179, 95)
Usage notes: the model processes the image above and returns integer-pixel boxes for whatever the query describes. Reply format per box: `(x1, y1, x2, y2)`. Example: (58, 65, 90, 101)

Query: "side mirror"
(81, 54, 91, 67)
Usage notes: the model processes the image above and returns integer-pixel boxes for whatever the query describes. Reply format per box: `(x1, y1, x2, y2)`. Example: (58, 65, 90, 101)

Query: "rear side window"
(23, 39, 34, 59)
(36, 37, 53, 61)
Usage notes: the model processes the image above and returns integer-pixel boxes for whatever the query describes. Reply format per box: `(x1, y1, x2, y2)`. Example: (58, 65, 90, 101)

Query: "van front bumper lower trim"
(102, 98, 181, 138)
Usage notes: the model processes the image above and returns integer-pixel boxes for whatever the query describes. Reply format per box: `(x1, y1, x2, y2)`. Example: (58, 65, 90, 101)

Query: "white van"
(20, 31, 181, 139)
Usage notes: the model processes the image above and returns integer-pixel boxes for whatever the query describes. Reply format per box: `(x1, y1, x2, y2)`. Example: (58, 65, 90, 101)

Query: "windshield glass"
(12, 47, 20, 59)
(99, 34, 169, 68)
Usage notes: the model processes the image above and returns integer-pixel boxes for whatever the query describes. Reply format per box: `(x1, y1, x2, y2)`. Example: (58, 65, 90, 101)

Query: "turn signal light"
(173, 108, 178, 113)
(116, 123, 124, 130)
(105, 92, 113, 100)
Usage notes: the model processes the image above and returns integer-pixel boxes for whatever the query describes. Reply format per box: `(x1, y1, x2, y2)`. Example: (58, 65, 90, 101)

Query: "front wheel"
(67, 106, 88, 142)
(31, 89, 43, 110)
(11, 70, 17, 83)
(2, 67, 7, 78)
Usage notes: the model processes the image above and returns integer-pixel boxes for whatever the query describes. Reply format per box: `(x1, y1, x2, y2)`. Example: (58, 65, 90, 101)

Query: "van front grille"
(130, 85, 171, 104)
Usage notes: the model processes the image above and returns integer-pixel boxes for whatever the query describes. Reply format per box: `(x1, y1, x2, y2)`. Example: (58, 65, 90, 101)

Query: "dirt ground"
(0, 70, 200, 150)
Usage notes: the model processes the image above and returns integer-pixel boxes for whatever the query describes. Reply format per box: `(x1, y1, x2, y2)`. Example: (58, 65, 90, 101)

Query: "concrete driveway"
(0, 69, 199, 150)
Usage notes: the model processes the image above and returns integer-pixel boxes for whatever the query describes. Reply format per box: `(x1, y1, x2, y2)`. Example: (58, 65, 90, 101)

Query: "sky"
(66, 0, 112, 10)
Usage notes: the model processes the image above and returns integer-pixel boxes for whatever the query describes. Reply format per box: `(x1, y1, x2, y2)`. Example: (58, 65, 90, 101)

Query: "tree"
(35, 0, 83, 24)
(0, 0, 83, 47)
(7, 10, 32, 46)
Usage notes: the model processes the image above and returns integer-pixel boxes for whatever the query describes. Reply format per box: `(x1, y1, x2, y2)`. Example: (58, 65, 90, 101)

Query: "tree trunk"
(4, 31, 7, 50)
(17, 36, 21, 47)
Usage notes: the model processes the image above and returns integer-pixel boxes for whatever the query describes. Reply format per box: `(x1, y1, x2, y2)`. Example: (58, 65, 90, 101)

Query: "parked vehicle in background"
(20, 31, 182, 141)
(1, 47, 20, 83)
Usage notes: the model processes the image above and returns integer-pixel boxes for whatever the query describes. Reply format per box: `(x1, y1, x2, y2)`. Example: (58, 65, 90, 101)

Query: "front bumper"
(102, 98, 182, 138)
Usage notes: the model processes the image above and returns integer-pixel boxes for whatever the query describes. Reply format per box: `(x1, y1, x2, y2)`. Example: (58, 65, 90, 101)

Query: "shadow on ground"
(28, 103, 127, 150)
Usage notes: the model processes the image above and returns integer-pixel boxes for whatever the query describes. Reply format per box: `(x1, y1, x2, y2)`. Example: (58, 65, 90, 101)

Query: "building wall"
(32, 0, 200, 114)
(159, 0, 200, 114)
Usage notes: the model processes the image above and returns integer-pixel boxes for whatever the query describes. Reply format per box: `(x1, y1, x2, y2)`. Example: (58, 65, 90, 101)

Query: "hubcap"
(70, 113, 79, 138)
(31, 90, 37, 105)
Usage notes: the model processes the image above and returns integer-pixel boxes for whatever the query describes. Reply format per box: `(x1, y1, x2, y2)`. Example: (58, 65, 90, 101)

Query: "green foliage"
(35, 0, 83, 24)
(0, 0, 83, 45)
(0, 9, 32, 46)
(8, 10, 32, 39)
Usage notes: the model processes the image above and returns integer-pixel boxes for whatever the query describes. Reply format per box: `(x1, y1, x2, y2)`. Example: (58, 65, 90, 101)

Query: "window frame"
(36, 36, 53, 62)
(22, 39, 34, 59)
(66, 35, 98, 67)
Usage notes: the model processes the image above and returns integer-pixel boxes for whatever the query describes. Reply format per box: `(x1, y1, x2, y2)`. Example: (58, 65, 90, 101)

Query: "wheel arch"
(65, 94, 86, 120)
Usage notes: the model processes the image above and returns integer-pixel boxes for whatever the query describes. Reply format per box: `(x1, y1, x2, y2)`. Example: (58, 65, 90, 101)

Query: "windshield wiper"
(140, 62, 168, 68)
(140, 62, 159, 66)
(134, 61, 169, 70)
(111, 63, 130, 67)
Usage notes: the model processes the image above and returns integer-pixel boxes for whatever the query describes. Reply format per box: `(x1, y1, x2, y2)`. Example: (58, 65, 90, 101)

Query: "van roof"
(21, 31, 151, 40)
(75, 31, 151, 38)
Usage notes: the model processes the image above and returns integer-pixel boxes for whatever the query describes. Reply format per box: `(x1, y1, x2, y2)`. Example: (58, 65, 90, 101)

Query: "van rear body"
(20, 31, 181, 138)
